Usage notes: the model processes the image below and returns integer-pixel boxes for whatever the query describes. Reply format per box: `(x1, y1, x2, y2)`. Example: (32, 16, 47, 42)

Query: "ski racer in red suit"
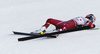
(34, 14, 96, 34)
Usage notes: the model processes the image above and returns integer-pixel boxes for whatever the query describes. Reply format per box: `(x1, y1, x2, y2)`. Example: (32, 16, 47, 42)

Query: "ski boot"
(31, 26, 46, 34)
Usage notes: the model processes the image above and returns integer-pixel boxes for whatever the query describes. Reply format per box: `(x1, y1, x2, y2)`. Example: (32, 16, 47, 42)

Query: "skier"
(34, 14, 96, 34)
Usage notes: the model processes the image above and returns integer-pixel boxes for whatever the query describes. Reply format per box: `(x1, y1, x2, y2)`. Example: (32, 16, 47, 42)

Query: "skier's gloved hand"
(85, 24, 95, 28)
(90, 24, 95, 28)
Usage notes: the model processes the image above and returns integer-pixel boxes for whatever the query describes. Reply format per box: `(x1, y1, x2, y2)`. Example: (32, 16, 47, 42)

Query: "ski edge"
(15, 27, 100, 41)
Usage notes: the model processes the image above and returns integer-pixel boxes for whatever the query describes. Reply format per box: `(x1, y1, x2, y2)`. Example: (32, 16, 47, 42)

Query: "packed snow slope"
(0, 0, 100, 54)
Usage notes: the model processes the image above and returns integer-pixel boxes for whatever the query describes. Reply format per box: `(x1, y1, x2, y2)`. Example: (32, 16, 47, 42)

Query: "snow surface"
(0, 0, 100, 54)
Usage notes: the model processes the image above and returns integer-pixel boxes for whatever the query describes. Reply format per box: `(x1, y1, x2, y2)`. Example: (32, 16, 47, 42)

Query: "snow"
(0, 0, 100, 54)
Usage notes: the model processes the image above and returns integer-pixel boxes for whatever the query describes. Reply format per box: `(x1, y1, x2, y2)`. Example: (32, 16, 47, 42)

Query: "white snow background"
(0, 0, 100, 54)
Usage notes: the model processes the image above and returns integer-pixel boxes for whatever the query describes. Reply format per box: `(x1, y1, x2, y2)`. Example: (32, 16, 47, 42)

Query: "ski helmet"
(85, 14, 96, 23)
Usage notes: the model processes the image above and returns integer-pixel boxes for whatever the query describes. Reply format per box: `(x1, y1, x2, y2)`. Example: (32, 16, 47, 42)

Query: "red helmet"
(85, 14, 96, 23)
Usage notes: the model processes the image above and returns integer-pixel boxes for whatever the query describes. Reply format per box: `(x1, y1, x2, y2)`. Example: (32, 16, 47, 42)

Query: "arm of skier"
(85, 20, 95, 28)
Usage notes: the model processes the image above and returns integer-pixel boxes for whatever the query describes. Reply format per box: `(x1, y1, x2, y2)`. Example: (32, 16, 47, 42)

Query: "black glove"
(90, 24, 95, 28)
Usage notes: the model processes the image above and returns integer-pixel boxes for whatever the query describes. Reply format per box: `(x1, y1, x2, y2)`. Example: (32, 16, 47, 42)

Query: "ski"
(14, 27, 100, 41)
(18, 34, 59, 41)
(17, 26, 94, 41)
(13, 27, 99, 36)
(13, 31, 59, 38)
(13, 31, 31, 35)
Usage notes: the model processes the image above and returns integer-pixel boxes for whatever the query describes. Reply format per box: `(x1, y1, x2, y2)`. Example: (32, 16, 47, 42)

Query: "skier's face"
(90, 16, 96, 23)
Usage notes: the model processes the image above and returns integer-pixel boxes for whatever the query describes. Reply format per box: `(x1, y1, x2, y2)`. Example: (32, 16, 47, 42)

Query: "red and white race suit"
(44, 17, 94, 31)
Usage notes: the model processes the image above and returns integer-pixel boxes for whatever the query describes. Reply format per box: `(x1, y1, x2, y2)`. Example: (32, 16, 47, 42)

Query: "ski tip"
(12, 31, 15, 34)
(95, 28, 100, 29)
(12, 31, 16, 33)
(12, 31, 15, 32)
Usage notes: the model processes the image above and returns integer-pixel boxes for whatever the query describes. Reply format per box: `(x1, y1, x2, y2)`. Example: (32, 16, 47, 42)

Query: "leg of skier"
(33, 18, 62, 34)
(44, 18, 62, 28)
(56, 19, 77, 31)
